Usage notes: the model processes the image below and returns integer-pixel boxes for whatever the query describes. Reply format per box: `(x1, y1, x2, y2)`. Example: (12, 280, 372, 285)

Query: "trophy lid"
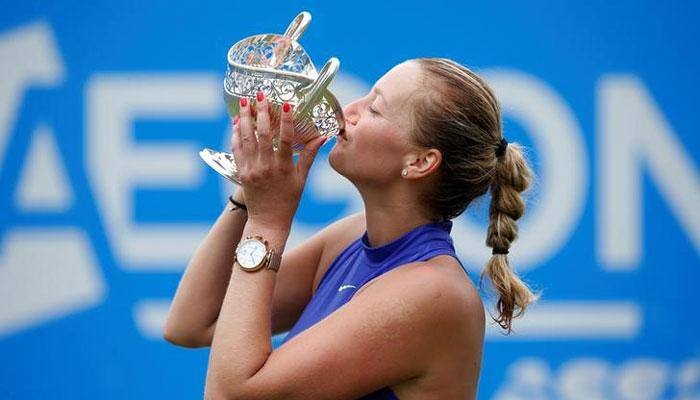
(227, 12, 318, 79)
(223, 12, 345, 140)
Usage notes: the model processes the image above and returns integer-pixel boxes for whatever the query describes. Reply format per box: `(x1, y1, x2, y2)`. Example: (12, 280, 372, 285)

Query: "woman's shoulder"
(363, 255, 483, 321)
(309, 211, 366, 260)
(319, 211, 366, 248)
(323, 211, 366, 238)
(311, 212, 366, 294)
(352, 254, 485, 374)
(352, 257, 485, 368)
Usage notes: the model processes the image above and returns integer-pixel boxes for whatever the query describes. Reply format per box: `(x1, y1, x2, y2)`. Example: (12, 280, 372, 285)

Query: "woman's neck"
(359, 185, 435, 248)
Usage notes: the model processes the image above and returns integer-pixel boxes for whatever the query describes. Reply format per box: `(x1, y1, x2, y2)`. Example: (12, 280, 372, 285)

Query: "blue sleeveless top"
(280, 219, 463, 400)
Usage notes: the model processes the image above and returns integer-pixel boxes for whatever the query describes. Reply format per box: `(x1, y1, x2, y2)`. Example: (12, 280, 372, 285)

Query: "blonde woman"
(164, 58, 536, 399)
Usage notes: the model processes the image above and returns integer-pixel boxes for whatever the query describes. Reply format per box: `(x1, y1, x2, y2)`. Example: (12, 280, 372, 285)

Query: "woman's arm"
(162, 189, 247, 348)
(205, 220, 291, 394)
(208, 260, 465, 400)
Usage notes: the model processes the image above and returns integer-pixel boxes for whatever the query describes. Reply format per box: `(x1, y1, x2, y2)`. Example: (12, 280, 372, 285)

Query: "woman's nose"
(343, 100, 360, 125)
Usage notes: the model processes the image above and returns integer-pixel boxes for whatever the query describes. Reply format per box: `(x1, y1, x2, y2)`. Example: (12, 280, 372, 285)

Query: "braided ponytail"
(411, 58, 537, 333)
(483, 142, 537, 333)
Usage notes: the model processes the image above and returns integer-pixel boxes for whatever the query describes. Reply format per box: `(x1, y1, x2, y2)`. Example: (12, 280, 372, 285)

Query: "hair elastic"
(496, 138, 508, 158)
(492, 247, 509, 255)
(228, 195, 247, 212)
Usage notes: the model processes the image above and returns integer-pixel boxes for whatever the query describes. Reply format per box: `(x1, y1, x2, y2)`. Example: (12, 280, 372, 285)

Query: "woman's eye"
(368, 106, 379, 115)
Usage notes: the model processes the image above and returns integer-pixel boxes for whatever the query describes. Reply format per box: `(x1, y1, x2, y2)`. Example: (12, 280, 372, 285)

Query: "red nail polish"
(283, 102, 290, 113)
(257, 91, 264, 102)
(240, 97, 247, 107)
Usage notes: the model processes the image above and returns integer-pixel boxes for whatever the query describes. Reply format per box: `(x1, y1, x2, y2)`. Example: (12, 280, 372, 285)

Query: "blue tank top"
(280, 219, 463, 400)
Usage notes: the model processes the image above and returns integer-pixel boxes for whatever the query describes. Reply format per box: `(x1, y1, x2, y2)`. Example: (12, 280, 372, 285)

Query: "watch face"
(236, 239, 267, 270)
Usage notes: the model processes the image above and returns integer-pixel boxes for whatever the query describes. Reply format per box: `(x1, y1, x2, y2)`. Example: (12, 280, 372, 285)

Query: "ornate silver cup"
(200, 11, 345, 185)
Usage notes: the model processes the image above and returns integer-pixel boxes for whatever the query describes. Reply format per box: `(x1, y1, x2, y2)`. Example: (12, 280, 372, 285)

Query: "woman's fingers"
(230, 116, 241, 155)
(255, 91, 273, 164)
(238, 97, 256, 166)
(296, 135, 328, 178)
(276, 102, 294, 163)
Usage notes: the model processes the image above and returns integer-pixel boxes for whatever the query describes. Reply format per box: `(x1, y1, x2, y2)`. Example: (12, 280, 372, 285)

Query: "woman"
(163, 58, 536, 399)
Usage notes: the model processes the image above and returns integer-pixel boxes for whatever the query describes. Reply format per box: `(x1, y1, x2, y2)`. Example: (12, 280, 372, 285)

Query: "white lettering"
(0, 228, 106, 339)
(15, 124, 74, 211)
(0, 21, 64, 165)
(598, 75, 700, 269)
(86, 74, 221, 270)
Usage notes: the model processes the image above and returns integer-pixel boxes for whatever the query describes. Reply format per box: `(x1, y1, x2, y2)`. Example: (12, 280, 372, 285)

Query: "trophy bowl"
(200, 11, 346, 185)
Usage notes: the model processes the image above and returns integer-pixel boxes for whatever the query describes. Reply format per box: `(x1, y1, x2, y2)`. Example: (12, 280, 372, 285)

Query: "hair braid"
(483, 143, 537, 333)
(412, 57, 537, 333)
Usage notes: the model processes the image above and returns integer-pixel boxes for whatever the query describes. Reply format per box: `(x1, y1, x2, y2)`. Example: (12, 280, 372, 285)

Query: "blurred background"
(1, 1, 699, 398)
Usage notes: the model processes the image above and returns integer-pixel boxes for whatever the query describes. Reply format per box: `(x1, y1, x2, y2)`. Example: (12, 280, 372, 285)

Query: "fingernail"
(256, 91, 265, 102)
(283, 102, 290, 113)
(240, 97, 247, 107)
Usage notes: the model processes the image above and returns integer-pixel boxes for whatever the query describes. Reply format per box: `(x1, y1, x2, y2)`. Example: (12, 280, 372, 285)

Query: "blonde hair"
(411, 58, 537, 333)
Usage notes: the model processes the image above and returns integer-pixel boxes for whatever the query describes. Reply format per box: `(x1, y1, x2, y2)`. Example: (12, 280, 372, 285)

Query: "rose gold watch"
(234, 235, 281, 272)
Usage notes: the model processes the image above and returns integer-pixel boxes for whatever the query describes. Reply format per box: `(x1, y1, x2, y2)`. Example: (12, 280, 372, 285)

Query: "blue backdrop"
(1, 1, 699, 398)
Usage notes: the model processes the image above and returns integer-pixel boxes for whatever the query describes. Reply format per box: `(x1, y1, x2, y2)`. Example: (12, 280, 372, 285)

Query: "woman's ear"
(403, 149, 442, 179)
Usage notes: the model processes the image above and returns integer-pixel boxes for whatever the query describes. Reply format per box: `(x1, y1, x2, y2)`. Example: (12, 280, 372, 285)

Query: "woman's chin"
(328, 145, 347, 175)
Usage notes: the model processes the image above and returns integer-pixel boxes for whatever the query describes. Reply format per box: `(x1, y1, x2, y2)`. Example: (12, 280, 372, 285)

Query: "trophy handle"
(296, 57, 340, 117)
(283, 11, 312, 41)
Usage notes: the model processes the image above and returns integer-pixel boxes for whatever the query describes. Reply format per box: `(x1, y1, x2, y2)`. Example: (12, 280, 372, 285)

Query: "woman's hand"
(231, 186, 246, 205)
(231, 91, 327, 230)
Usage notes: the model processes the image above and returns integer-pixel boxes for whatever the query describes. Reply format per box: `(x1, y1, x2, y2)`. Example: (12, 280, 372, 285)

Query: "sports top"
(279, 219, 464, 399)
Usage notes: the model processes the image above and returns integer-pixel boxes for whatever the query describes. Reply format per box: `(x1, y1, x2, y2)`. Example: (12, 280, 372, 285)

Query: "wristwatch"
(234, 235, 281, 272)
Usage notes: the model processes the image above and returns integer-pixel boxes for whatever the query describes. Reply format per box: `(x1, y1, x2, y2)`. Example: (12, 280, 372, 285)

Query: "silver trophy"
(200, 11, 345, 185)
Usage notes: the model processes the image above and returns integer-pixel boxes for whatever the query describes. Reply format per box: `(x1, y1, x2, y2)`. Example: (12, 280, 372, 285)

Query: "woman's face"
(329, 61, 423, 186)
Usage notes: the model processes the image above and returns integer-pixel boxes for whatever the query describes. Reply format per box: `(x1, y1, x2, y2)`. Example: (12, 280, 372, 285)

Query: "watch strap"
(265, 249, 282, 272)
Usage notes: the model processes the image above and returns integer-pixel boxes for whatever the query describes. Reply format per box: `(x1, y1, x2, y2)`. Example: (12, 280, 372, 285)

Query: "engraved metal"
(200, 11, 345, 185)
